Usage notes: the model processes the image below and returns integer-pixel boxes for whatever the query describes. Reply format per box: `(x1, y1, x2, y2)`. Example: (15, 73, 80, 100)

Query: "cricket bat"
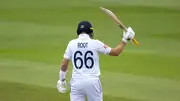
(100, 7, 139, 45)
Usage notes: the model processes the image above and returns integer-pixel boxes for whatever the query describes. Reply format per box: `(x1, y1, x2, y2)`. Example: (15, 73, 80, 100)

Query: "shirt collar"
(78, 33, 90, 39)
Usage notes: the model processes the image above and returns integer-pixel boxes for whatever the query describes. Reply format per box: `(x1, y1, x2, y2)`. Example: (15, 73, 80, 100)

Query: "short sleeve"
(63, 41, 72, 60)
(95, 40, 111, 55)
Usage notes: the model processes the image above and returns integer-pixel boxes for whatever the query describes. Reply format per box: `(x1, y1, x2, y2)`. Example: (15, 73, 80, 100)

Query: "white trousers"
(70, 77, 103, 101)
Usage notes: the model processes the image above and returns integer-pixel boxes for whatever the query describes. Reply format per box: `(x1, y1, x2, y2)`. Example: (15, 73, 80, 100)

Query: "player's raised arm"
(109, 41, 126, 56)
(109, 27, 135, 56)
(96, 27, 135, 56)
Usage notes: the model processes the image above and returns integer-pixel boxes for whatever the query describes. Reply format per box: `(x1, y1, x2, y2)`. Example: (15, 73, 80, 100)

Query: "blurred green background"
(0, 0, 180, 101)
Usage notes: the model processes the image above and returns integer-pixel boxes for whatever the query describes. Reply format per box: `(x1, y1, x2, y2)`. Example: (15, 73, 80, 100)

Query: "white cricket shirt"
(64, 34, 111, 78)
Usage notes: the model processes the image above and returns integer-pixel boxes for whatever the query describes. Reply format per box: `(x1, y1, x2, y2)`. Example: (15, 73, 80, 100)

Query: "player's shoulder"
(92, 39, 104, 44)
(90, 39, 104, 48)
(67, 39, 78, 45)
(65, 39, 75, 49)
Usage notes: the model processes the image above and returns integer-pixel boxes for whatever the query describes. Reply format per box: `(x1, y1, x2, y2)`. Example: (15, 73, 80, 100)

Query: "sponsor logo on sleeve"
(103, 44, 108, 49)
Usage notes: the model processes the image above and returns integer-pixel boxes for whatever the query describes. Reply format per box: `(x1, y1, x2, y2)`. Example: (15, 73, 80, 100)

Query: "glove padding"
(122, 27, 135, 43)
(57, 80, 67, 93)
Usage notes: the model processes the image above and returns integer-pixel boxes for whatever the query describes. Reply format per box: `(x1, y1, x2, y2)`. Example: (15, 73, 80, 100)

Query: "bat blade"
(100, 7, 139, 45)
(100, 7, 126, 30)
(100, 7, 121, 24)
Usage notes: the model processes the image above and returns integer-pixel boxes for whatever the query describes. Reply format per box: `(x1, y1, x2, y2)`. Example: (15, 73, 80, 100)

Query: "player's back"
(68, 34, 101, 78)
(64, 34, 111, 79)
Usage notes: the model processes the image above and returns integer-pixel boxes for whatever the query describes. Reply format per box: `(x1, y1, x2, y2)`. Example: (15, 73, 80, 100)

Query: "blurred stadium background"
(0, 0, 180, 101)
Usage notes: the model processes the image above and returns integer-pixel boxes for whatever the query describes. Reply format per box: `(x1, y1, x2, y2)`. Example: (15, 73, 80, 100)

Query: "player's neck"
(78, 33, 90, 39)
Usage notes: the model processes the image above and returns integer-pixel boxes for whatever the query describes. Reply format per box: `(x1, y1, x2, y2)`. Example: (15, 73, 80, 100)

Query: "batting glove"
(57, 80, 67, 93)
(122, 27, 135, 43)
